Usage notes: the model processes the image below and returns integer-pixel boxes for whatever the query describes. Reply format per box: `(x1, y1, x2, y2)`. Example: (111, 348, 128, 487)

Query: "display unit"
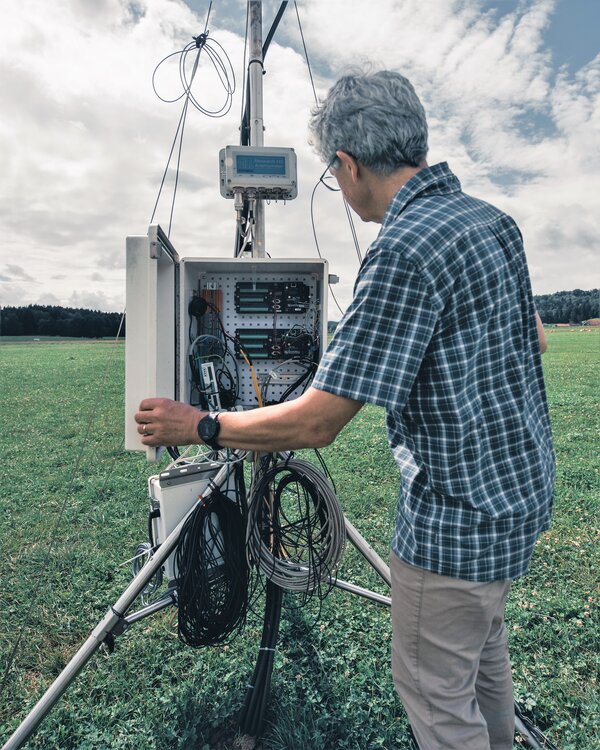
(219, 145, 298, 200)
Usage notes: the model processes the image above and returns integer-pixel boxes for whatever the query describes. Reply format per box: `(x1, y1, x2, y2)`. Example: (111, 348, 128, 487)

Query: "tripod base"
(2, 509, 558, 750)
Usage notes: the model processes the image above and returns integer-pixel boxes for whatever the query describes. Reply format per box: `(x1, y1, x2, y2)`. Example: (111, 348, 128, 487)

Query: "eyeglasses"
(318, 157, 341, 192)
(318, 151, 359, 192)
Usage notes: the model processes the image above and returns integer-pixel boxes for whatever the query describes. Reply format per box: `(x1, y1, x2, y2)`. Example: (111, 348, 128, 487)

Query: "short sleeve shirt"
(313, 162, 555, 581)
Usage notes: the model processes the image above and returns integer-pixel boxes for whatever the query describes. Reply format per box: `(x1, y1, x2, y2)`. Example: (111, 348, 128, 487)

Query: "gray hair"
(309, 69, 428, 175)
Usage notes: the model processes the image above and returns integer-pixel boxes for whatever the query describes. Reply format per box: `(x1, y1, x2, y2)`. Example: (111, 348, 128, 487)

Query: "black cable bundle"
(238, 581, 283, 738)
(175, 473, 249, 647)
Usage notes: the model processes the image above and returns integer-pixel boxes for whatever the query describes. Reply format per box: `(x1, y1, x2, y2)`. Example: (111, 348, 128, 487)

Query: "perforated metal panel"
(180, 257, 328, 409)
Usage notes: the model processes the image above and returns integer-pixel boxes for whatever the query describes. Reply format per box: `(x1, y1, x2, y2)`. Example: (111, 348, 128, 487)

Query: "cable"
(310, 180, 344, 317)
(246, 458, 345, 595)
(312, 447, 337, 495)
(150, 6, 235, 235)
(166, 443, 248, 469)
(149, 102, 187, 226)
(294, 1, 318, 107)
(196, 295, 265, 409)
(343, 198, 363, 265)
(294, 3, 361, 315)
(167, 95, 189, 237)
(188, 298, 241, 410)
(238, 347, 264, 408)
(175, 468, 249, 648)
(151, 7, 235, 117)
(238, 579, 283, 738)
(263, 2, 289, 56)
(188, 335, 238, 410)
(260, 357, 317, 405)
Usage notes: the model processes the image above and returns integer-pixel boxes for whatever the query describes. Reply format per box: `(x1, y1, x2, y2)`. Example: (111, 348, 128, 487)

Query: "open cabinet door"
(125, 225, 179, 462)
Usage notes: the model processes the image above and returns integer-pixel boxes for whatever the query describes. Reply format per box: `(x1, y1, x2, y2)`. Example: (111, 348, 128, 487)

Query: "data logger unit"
(124, 226, 329, 461)
(219, 145, 297, 200)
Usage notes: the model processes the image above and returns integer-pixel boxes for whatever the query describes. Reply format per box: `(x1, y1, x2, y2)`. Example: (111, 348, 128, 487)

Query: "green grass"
(0, 332, 598, 749)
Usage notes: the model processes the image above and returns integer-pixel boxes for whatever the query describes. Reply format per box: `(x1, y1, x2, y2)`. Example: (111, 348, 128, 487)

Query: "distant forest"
(0, 305, 124, 338)
(534, 289, 599, 325)
(1, 290, 598, 338)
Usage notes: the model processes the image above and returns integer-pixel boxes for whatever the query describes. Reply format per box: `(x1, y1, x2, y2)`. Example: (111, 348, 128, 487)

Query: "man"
(136, 70, 555, 750)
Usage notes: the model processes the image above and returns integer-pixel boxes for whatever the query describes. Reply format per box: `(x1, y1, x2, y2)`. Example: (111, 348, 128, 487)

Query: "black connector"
(188, 295, 208, 319)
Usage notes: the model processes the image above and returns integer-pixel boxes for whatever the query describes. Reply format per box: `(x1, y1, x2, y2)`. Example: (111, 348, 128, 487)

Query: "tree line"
(534, 289, 599, 325)
(328, 289, 598, 333)
(0, 305, 125, 338)
(1, 290, 598, 338)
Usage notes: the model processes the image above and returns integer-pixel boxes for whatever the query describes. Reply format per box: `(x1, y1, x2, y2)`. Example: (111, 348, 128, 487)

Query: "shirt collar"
(382, 162, 462, 228)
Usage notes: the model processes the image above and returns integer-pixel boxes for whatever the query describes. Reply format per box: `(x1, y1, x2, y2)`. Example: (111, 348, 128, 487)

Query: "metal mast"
(248, 0, 265, 257)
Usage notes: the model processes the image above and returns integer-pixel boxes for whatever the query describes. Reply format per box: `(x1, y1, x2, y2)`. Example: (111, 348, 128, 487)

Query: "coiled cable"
(246, 458, 345, 594)
(175, 471, 249, 648)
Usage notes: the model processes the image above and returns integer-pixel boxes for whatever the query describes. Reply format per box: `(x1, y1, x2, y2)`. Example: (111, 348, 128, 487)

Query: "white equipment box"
(219, 145, 297, 200)
(148, 462, 227, 582)
(125, 225, 329, 461)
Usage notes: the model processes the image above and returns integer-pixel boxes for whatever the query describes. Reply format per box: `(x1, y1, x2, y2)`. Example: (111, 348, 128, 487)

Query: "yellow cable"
(239, 348, 264, 408)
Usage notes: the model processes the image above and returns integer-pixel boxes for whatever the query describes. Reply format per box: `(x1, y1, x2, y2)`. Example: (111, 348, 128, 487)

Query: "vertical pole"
(248, 0, 265, 257)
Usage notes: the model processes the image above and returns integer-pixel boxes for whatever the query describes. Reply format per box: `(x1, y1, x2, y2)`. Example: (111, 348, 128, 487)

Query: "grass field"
(0, 330, 598, 749)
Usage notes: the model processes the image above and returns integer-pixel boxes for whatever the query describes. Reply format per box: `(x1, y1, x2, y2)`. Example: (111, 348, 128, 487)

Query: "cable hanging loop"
(151, 34, 235, 116)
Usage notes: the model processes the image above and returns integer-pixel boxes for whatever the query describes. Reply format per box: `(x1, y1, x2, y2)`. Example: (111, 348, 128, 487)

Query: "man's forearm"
(135, 387, 363, 452)
(215, 398, 334, 451)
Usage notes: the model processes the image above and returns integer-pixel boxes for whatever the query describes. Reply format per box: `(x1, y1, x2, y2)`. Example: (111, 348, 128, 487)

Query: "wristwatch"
(197, 412, 221, 450)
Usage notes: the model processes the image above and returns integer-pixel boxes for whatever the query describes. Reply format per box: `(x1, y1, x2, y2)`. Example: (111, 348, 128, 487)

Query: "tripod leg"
(3, 609, 124, 750)
(3, 465, 230, 750)
(329, 576, 391, 606)
(344, 515, 391, 586)
(3, 545, 175, 750)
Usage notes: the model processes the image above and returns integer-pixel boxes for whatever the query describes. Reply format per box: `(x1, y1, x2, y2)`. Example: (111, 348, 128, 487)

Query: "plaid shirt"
(313, 162, 555, 581)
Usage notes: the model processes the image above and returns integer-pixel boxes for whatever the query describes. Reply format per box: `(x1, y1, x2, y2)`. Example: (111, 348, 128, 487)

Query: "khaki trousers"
(390, 552, 515, 750)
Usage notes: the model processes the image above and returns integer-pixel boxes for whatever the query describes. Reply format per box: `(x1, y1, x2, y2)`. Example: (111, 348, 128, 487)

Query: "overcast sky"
(1, 0, 598, 315)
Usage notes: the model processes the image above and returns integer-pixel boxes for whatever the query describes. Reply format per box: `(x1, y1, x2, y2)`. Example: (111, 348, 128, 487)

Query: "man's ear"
(335, 150, 360, 182)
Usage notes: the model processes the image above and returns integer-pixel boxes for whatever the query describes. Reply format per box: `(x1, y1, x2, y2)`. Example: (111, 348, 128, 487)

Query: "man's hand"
(135, 398, 202, 447)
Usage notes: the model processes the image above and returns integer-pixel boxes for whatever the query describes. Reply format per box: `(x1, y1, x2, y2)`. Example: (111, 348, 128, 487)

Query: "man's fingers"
(138, 397, 165, 412)
(135, 406, 159, 424)
(134, 398, 197, 446)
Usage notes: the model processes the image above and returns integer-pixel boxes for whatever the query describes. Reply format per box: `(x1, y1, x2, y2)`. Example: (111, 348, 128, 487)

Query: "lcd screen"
(236, 154, 286, 176)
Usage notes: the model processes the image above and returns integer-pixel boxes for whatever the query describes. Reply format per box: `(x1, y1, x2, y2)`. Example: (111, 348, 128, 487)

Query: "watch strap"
(197, 411, 221, 450)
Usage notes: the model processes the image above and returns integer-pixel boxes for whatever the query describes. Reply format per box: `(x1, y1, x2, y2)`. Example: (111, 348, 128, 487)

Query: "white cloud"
(5, 265, 36, 281)
(68, 289, 123, 312)
(37, 292, 62, 306)
(297, 0, 599, 297)
(1, 0, 598, 314)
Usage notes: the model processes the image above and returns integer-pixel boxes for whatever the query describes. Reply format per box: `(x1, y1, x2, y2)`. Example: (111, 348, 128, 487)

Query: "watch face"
(198, 416, 218, 441)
